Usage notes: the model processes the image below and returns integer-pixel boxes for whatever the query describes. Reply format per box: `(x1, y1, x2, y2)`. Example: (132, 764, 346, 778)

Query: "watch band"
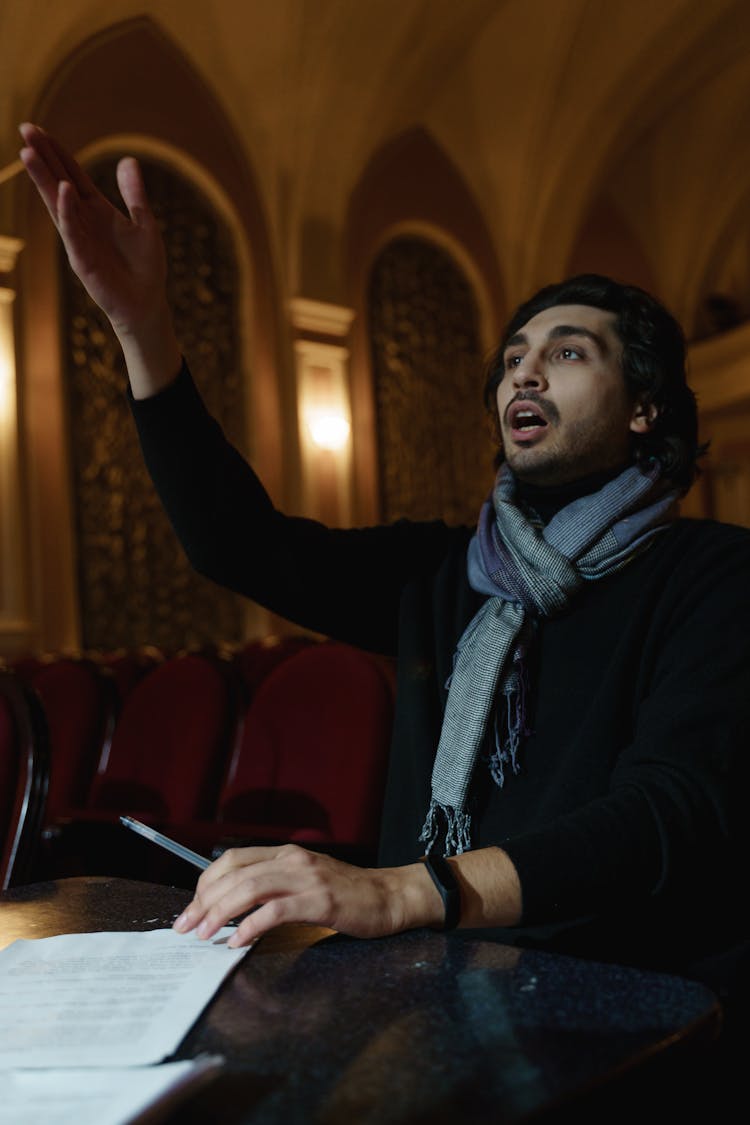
(422, 854, 461, 930)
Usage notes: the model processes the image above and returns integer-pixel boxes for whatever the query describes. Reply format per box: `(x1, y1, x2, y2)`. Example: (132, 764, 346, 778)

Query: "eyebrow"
(504, 324, 611, 355)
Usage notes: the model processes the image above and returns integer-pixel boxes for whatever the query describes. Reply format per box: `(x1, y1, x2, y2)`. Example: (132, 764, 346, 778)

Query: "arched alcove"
(19, 17, 284, 650)
(368, 235, 492, 525)
(345, 128, 504, 524)
(62, 153, 248, 650)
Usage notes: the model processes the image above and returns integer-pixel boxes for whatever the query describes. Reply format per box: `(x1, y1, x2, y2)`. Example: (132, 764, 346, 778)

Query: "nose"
(512, 349, 548, 391)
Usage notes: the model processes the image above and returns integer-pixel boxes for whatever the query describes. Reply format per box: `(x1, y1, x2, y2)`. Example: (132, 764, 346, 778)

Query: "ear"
(629, 400, 658, 435)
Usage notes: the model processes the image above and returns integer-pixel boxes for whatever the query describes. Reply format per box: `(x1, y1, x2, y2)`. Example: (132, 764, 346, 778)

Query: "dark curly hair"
(484, 273, 705, 492)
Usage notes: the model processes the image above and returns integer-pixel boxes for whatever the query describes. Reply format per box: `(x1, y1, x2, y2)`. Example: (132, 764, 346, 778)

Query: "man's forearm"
(451, 845, 523, 928)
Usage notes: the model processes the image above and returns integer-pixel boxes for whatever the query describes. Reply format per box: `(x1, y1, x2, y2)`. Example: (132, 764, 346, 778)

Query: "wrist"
(378, 862, 446, 933)
(115, 301, 183, 399)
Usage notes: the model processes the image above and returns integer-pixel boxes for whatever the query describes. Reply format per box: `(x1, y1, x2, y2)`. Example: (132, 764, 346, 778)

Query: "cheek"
(495, 382, 511, 419)
(565, 382, 625, 426)
(580, 392, 634, 450)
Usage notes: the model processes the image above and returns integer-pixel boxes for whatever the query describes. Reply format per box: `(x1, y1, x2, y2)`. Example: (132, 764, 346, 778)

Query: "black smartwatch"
(422, 853, 461, 930)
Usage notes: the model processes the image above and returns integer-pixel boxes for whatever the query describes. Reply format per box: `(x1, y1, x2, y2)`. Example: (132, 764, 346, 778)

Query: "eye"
(556, 345, 584, 361)
(504, 353, 523, 371)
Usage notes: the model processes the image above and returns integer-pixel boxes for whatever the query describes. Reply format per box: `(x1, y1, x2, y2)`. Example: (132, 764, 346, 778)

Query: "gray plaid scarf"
(419, 461, 679, 857)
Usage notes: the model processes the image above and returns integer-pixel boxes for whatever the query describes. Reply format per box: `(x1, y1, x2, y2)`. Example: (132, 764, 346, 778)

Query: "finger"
(192, 853, 317, 938)
(173, 848, 273, 932)
(19, 123, 105, 237)
(116, 157, 154, 225)
(18, 144, 66, 225)
(226, 891, 324, 948)
(175, 883, 255, 939)
(196, 845, 283, 893)
(194, 864, 295, 935)
(26, 123, 100, 201)
(19, 123, 80, 203)
(56, 181, 91, 263)
(19, 123, 67, 181)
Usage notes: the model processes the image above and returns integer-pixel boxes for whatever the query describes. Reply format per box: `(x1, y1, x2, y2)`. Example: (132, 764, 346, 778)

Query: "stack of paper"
(0, 927, 253, 1123)
(2, 1060, 221, 1125)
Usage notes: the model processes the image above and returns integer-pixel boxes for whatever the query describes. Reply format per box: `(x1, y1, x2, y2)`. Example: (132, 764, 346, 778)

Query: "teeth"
(514, 409, 544, 429)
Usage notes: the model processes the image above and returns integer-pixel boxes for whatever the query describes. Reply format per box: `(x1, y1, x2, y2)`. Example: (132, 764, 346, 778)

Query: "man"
(19, 126, 750, 995)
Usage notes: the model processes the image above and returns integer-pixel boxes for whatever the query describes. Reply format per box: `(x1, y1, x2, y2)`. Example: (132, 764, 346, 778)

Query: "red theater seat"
(233, 635, 317, 698)
(40, 651, 241, 883)
(22, 657, 117, 821)
(0, 669, 50, 889)
(97, 646, 165, 703)
(211, 642, 396, 861)
(87, 650, 238, 824)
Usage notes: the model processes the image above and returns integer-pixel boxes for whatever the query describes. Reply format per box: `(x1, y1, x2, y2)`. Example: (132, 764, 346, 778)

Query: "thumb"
(116, 156, 154, 225)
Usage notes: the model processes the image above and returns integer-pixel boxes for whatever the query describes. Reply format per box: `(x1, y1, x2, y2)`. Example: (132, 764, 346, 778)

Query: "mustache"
(504, 390, 560, 426)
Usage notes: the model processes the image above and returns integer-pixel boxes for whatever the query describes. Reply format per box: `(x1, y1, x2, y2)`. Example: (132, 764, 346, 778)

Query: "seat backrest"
(0, 669, 50, 890)
(221, 642, 395, 846)
(23, 657, 118, 818)
(96, 646, 165, 704)
(234, 635, 318, 698)
(87, 651, 238, 824)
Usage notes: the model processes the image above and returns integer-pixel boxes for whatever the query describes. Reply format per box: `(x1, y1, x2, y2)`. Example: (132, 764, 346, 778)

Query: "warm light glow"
(0, 290, 15, 428)
(293, 336, 354, 522)
(307, 410, 351, 451)
(0, 239, 27, 633)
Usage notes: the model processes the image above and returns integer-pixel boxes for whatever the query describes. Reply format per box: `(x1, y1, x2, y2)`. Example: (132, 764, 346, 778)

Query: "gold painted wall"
(0, 1, 749, 654)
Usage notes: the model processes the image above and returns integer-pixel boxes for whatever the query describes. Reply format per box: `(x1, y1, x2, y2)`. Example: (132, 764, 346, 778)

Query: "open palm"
(19, 123, 167, 337)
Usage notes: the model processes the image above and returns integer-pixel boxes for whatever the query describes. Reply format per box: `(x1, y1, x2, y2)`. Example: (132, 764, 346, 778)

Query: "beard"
(502, 418, 630, 487)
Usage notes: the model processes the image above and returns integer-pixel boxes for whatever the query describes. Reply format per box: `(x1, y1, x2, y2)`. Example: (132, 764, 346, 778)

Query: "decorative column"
(289, 298, 355, 526)
(0, 236, 32, 653)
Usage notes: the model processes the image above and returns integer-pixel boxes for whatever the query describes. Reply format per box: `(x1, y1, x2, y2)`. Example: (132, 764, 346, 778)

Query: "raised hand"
(19, 123, 168, 336)
(19, 123, 181, 396)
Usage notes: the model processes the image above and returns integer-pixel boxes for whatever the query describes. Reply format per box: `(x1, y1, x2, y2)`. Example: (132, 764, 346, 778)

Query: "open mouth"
(506, 400, 549, 441)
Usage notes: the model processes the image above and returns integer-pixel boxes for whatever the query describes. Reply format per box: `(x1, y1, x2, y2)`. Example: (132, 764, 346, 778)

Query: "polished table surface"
(0, 877, 722, 1123)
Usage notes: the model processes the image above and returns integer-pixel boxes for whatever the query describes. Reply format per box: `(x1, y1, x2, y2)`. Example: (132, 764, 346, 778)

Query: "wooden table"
(0, 877, 723, 1123)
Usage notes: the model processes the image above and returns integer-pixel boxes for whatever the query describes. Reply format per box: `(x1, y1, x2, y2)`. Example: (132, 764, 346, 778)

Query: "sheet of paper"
(0, 928, 251, 1068)
(0, 1056, 223, 1125)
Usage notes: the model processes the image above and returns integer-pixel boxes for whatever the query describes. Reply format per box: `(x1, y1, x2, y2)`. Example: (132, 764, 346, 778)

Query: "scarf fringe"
(487, 652, 529, 786)
(419, 798, 472, 857)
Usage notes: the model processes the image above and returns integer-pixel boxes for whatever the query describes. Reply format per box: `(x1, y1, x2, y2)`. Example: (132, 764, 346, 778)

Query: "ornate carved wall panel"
(62, 156, 247, 651)
(368, 236, 494, 526)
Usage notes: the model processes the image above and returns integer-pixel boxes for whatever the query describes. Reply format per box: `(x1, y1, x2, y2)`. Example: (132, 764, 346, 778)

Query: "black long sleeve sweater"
(131, 365, 750, 982)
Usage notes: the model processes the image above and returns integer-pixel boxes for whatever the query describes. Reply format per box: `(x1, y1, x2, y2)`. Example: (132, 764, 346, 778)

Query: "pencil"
(119, 815, 211, 871)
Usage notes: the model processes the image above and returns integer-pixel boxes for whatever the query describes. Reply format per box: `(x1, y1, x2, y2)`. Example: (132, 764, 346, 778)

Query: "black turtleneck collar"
(515, 464, 627, 525)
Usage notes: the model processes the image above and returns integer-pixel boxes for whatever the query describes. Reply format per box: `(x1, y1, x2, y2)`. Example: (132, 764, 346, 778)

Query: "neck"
(515, 464, 627, 524)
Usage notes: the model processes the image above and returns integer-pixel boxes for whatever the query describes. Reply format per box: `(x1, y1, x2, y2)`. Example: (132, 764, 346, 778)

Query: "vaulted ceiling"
(1, 0, 749, 330)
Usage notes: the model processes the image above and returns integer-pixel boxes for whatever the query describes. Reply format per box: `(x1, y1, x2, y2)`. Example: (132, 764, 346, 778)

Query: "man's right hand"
(19, 123, 182, 398)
